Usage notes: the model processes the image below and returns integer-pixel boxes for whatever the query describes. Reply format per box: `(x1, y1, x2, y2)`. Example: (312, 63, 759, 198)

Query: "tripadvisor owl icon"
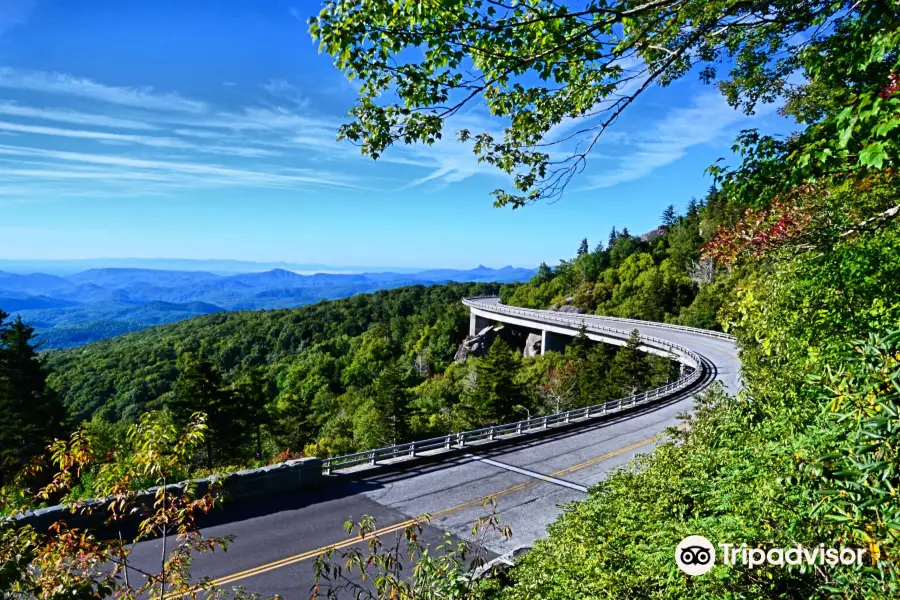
(676, 535, 716, 575)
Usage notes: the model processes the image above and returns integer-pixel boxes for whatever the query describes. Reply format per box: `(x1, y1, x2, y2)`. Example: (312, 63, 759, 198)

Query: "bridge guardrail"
(463, 296, 736, 341)
(321, 298, 706, 475)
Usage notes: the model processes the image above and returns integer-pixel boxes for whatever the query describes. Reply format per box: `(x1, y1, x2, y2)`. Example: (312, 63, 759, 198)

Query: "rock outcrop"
(641, 226, 666, 242)
(523, 332, 543, 357)
(454, 325, 502, 362)
(553, 304, 585, 314)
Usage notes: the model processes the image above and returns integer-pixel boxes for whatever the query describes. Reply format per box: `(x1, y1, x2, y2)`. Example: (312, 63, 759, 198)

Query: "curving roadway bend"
(126, 299, 740, 597)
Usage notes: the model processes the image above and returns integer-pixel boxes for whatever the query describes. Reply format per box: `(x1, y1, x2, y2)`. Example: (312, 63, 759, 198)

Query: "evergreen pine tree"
(171, 353, 239, 468)
(611, 330, 651, 394)
(468, 338, 522, 425)
(0, 312, 65, 481)
(566, 326, 592, 362)
(371, 364, 410, 446)
(686, 197, 700, 218)
(232, 368, 272, 460)
(577, 238, 589, 256)
(661, 204, 677, 227)
(608, 226, 618, 247)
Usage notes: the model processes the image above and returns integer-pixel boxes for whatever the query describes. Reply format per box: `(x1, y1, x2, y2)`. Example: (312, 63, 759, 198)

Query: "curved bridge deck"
(465, 296, 740, 395)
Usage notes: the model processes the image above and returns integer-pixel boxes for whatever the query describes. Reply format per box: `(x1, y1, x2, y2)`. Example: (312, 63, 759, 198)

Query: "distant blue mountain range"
(0, 265, 536, 349)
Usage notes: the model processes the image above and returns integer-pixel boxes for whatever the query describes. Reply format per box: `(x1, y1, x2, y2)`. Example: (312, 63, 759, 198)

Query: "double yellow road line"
(167, 432, 664, 594)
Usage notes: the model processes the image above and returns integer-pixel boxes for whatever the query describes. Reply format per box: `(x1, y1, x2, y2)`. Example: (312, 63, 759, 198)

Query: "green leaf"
(858, 142, 887, 169)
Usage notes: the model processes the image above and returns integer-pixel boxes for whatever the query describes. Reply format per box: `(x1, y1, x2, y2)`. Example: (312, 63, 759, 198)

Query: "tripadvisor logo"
(675, 536, 868, 576)
(675, 535, 716, 575)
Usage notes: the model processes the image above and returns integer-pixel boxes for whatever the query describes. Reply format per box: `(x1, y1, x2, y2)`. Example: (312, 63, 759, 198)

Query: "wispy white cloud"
(0, 102, 159, 130)
(580, 91, 774, 190)
(0, 144, 360, 191)
(172, 127, 225, 138)
(0, 67, 207, 113)
(0, 120, 281, 158)
(262, 79, 308, 108)
(0, 120, 192, 147)
(393, 113, 509, 190)
(0, 64, 370, 199)
(176, 106, 336, 133)
(543, 55, 647, 146)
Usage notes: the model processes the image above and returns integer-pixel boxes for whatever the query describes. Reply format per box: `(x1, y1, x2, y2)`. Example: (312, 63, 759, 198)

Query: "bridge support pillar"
(470, 313, 492, 336)
(541, 330, 566, 354)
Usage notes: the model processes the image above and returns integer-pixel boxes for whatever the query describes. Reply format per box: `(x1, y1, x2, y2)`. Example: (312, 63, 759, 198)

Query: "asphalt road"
(126, 302, 740, 598)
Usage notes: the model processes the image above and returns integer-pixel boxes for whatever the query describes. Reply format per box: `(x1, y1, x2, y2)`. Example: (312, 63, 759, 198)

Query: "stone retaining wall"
(11, 457, 323, 532)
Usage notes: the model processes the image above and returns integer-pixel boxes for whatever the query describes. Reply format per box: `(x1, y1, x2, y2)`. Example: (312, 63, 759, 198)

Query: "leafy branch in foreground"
(0, 412, 268, 600)
(312, 499, 512, 600)
(310, 0, 880, 207)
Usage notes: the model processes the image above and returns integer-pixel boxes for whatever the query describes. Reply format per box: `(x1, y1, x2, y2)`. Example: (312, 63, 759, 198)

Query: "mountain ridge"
(0, 265, 536, 349)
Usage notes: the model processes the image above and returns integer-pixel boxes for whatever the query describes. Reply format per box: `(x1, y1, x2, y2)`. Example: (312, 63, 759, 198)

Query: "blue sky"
(0, 0, 792, 269)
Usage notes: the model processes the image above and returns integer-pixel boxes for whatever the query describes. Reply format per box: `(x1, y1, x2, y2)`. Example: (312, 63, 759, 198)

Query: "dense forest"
(0, 280, 679, 487)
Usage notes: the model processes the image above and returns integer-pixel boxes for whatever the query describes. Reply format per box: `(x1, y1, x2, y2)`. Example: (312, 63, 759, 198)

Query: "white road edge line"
(463, 454, 589, 493)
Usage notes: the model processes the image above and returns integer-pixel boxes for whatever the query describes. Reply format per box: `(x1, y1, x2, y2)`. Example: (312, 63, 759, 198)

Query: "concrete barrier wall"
(11, 457, 322, 532)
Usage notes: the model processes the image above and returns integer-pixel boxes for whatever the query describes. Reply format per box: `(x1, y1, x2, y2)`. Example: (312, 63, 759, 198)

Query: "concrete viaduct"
(465, 296, 740, 381)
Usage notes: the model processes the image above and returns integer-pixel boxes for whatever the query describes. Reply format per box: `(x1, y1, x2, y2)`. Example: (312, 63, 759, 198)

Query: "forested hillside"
(502, 189, 737, 330)
(46, 283, 495, 426)
(36, 282, 676, 475)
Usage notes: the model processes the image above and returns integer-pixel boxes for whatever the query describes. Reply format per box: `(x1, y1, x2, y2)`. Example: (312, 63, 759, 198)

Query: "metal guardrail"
(321, 298, 706, 475)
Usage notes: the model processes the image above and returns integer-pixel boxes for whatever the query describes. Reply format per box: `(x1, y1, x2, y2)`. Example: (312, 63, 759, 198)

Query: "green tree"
(563, 332, 614, 407)
(566, 326, 591, 362)
(231, 368, 273, 460)
(610, 330, 650, 394)
(661, 204, 677, 227)
(0, 312, 65, 482)
(170, 353, 238, 468)
(608, 229, 643, 268)
(666, 217, 703, 272)
(370, 364, 410, 446)
(464, 339, 523, 426)
(577, 238, 589, 257)
(533, 262, 554, 285)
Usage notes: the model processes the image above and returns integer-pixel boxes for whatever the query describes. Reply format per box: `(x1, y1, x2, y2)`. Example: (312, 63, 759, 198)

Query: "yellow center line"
(169, 431, 664, 594)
